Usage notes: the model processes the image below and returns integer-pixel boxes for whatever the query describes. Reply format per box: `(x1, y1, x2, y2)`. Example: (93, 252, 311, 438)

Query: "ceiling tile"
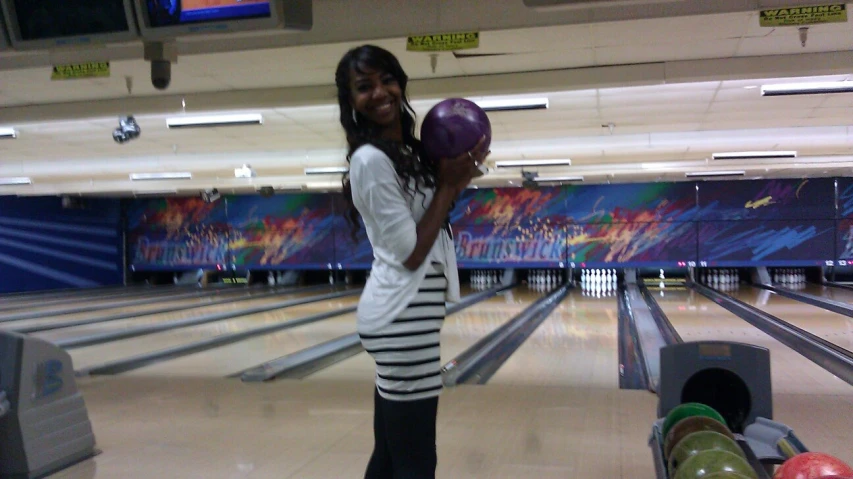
(591, 13, 751, 47)
(737, 31, 853, 57)
(598, 90, 716, 108)
(708, 97, 826, 112)
(459, 49, 595, 75)
(481, 25, 595, 52)
(595, 39, 739, 65)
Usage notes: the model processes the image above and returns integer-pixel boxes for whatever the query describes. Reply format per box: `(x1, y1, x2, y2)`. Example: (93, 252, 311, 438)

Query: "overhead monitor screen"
(12, 0, 131, 40)
(145, 0, 271, 27)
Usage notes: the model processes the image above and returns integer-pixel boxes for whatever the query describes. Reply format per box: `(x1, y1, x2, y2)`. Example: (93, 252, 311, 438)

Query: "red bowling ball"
(774, 453, 853, 479)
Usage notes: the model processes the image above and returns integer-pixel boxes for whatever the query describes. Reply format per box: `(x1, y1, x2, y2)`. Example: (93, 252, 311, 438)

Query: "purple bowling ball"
(420, 98, 492, 162)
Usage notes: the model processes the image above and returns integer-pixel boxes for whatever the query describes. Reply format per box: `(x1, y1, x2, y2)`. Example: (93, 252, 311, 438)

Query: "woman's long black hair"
(335, 45, 439, 241)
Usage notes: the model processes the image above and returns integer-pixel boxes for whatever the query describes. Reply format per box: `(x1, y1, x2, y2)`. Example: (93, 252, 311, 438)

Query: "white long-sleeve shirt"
(349, 143, 461, 334)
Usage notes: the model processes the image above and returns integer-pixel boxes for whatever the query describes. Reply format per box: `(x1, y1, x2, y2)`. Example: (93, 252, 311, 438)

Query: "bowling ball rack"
(648, 341, 809, 479)
(649, 416, 808, 478)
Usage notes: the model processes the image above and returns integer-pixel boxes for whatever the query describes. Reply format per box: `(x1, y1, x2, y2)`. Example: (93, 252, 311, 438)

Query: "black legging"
(365, 387, 439, 478)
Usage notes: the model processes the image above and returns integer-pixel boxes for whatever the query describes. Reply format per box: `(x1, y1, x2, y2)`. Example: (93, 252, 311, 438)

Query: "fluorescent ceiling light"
(0, 177, 31, 186)
(761, 81, 853, 96)
(533, 176, 584, 183)
(303, 182, 341, 191)
(712, 151, 797, 160)
(495, 159, 571, 168)
(166, 113, 263, 129)
(130, 172, 193, 181)
(0, 127, 17, 139)
(640, 160, 706, 170)
(473, 97, 549, 112)
(304, 167, 349, 175)
(685, 171, 746, 178)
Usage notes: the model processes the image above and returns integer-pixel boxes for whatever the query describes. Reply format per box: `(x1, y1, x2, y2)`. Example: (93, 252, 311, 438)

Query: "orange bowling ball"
(774, 453, 853, 479)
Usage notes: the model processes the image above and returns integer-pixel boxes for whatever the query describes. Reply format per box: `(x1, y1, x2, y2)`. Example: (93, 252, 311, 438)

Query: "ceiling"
(1, 0, 852, 196)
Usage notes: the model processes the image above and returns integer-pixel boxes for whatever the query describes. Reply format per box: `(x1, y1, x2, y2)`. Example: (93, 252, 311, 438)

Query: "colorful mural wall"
(126, 197, 229, 269)
(227, 194, 337, 269)
(125, 177, 847, 271)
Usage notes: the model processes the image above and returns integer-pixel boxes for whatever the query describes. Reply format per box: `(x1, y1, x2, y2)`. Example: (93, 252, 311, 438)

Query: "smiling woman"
(333, 44, 489, 479)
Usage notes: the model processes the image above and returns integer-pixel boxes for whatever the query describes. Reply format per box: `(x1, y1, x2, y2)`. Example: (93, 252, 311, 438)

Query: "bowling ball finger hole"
(681, 368, 751, 434)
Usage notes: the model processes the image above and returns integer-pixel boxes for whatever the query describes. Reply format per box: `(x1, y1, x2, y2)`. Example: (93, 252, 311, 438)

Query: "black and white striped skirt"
(359, 263, 447, 402)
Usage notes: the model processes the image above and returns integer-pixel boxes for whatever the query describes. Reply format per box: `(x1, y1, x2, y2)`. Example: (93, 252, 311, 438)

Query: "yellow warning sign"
(407, 32, 479, 52)
(51, 61, 110, 81)
(759, 4, 847, 26)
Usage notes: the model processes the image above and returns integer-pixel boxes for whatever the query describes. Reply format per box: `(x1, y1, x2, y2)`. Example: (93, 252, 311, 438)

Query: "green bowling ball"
(664, 416, 735, 459)
(673, 450, 758, 479)
(663, 403, 728, 439)
(668, 431, 746, 476)
(701, 473, 753, 478)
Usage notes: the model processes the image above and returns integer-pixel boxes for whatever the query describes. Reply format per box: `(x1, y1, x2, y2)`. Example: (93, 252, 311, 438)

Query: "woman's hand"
(438, 136, 490, 195)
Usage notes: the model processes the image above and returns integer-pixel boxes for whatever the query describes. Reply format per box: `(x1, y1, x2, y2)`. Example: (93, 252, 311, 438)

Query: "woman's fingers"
(445, 135, 488, 163)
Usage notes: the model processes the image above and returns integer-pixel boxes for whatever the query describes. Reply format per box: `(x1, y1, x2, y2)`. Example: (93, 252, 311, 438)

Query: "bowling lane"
(305, 286, 550, 383)
(807, 283, 853, 304)
(0, 289, 154, 313)
(654, 287, 853, 395)
(30, 289, 323, 342)
(61, 291, 353, 371)
(0, 284, 162, 306)
(2, 288, 267, 332)
(737, 285, 853, 353)
(486, 288, 619, 388)
(124, 310, 358, 377)
(141, 285, 527, 379)
(0, 285, 224, 316)
(441, 287, 545, 362)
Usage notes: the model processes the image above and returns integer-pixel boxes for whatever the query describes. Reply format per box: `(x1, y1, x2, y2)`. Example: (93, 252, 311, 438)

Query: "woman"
(335, 44, 488, 478)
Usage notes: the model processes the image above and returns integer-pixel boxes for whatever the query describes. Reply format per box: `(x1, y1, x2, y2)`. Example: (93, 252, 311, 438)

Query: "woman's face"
(349, 66, 403, 128)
